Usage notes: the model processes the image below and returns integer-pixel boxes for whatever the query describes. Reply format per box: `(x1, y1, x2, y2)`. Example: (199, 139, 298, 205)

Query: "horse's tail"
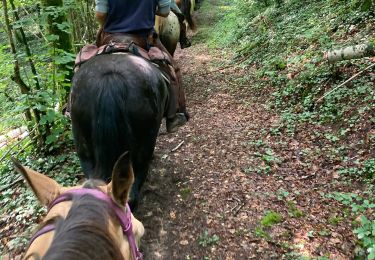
(92, 73, 132, 181)
(184, 0, 196, 30)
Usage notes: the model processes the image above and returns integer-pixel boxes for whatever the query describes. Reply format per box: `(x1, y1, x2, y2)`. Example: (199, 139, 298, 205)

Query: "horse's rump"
(71, 54, 168, 207)
(155, 13, 180, 56)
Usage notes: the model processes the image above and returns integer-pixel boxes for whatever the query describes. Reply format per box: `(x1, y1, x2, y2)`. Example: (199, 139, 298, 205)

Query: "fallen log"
(324, 43, 375, 63)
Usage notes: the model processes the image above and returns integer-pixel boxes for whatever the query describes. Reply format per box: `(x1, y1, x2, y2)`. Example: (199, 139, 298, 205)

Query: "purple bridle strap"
(30, 188, 142, 260)
(29, 224, 55, 246)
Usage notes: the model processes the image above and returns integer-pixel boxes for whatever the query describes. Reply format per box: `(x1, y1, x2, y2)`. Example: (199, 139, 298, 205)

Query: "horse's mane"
(41, 182, 124, 260)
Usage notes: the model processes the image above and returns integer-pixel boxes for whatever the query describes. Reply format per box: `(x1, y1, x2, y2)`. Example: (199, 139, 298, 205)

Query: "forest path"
(136, 0, 358, 259)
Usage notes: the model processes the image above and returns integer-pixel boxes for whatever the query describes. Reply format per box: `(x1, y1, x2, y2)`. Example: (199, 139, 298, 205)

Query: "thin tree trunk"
(9, 0, 41, 90)
(2, 0, 31, 112)
(2, 0, 43, 145)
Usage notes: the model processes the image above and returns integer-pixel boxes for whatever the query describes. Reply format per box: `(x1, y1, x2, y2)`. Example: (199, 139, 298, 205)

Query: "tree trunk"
(9, 0, 41, 90)
(41, 0, 74, 103)
(324, 44, 375, 63)
(41, 0, 73, 52)
(1, 0, 43, 145)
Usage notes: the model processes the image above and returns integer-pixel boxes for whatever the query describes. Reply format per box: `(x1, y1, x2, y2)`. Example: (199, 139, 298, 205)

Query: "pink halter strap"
(30, 188, 143, 260)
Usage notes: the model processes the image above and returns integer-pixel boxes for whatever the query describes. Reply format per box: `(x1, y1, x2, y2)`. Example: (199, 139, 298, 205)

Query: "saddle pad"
(74, 43, 172, 71)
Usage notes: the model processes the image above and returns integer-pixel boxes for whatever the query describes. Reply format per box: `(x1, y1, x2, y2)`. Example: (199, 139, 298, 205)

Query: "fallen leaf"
(179, 240, 189, 245)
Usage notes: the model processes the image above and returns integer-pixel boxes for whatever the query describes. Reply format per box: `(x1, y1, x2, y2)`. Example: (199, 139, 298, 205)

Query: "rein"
(30, 188, 143, 260)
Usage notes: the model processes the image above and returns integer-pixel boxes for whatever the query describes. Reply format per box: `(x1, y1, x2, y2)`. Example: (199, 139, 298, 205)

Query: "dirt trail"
(136, 1, 360, 259)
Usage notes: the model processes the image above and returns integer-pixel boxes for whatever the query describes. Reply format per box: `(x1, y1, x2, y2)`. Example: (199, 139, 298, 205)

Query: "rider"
(95, 0, 189, 133)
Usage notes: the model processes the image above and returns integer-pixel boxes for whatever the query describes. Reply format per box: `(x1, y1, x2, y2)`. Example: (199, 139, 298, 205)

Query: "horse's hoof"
(180, 39, 192, 49)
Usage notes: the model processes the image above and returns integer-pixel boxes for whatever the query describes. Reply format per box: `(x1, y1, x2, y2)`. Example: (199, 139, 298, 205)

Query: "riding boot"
(174, 12, 191, 49)
(165, 64, 188, 133)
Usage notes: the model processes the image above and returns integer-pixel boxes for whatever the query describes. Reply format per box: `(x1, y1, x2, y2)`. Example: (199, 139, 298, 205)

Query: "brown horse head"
(13, 152, 144, 259)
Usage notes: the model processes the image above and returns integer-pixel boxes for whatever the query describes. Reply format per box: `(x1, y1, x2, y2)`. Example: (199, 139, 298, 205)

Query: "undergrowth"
(0, 142, 80, 254)
(210, 0, 375, 126)
(207, 0, 375, 257)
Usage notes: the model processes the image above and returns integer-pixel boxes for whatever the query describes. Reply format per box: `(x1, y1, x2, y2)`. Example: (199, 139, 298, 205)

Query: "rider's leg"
(154, 38, 189, 132)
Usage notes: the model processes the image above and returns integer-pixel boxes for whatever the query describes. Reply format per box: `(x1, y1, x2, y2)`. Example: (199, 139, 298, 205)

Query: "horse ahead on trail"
(156, 0, 197, 56)
(177, 0, 196, 31)
(155, 12, 180, 56)
(70, 47, 170, 209)
(12, 152, 144, 259)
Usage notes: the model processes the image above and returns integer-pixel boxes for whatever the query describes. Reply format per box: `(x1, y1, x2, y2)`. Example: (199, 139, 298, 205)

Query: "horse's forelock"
(42, 194, 124, 260)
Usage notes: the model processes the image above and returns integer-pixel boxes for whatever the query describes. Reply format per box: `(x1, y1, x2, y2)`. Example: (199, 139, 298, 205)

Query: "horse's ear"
(11, 158, 62, 206)
(109, 152, 134, 207)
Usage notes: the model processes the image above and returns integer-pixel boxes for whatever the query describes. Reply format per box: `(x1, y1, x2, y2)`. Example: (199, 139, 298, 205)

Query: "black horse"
(70, 53, 169, 209)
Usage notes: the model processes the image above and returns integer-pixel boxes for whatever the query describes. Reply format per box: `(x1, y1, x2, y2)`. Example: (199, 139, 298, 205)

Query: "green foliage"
(0, 0, 95, 152)
(259, 148, 280, 166)
(261, 211, 283, 227)
(354, 216, 375, 259)
(253, 210, 283, 240)
(328, 192, 375, 215)
(339, 158, 375, 180)
(328, 192, 375, 259)
(243, 140, 280, 174)
(254, 226, 271, 239)
(328, 215, 344, 226)
(352, 0, 375, 11)
(198, 230, 220, 247)
(210, 0, 375, 136)
(287, 200, 304, 218)
(0, 150, 81, 253)
(209, 13, 375, 260)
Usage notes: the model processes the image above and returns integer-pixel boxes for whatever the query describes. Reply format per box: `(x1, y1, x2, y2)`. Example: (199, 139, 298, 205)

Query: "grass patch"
(328, 215, 344, 226)
(261, 211, 283, 227)
(287, 201, 304, 218)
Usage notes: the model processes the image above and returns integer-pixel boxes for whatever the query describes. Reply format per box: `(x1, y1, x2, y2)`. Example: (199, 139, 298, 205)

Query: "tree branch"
(316, 62, 375, 103)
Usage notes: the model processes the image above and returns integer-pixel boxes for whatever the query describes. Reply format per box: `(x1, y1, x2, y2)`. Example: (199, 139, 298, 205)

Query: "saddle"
(74, 40, 172, 72)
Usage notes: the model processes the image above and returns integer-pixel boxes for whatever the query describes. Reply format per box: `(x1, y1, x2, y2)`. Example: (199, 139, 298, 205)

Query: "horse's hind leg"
(129, 130, 159, 210)
(72, 126, 95, 179)
(129, 161, 151, 210)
